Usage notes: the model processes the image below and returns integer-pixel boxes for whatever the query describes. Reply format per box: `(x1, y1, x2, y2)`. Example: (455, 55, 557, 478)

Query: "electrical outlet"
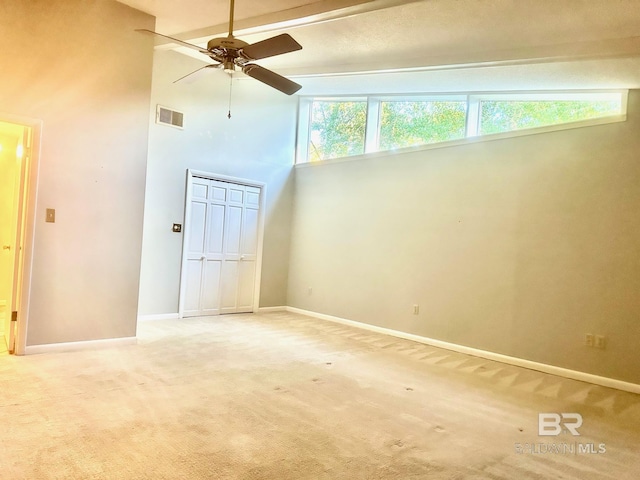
(413, 304, 419, 315)
(595, 335, 606, 349)
(308, 287, 313, 295)
(585, 333, 594, 347)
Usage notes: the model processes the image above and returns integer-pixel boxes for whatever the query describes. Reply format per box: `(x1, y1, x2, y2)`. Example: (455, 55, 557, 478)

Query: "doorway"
(0, 115, 39, 355)
(179, 170, 266, 318)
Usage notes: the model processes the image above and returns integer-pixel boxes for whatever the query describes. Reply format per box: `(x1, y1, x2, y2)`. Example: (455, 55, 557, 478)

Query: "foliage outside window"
(479, 100, 622, 135)
(297, 91, 626, 164)
(309, 100, 367, 162)
(379, 101, 467, 150)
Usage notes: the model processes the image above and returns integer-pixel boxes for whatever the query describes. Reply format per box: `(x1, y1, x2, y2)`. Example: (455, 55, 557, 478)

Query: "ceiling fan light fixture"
(223, 59, 235, 74)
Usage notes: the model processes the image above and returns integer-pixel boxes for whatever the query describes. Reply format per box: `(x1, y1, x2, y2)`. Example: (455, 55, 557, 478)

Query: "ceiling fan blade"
(136, 29, 210, 55)
(173, 64, 221, 84)
(240, 34, 302, 61)
(242, 64, 302, 95)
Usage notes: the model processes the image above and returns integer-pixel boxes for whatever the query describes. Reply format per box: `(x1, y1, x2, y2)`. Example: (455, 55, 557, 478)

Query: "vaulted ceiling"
(119, 0, 640, 77)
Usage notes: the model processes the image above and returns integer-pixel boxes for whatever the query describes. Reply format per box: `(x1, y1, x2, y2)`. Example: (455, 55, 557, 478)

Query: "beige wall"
(137, 50, 296, 315)
(288, 90, 640, 384)
(0, 0, 155, 345)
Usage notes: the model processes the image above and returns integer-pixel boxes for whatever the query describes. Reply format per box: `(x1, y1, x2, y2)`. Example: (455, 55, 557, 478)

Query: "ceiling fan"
(137, 0, 302, 95)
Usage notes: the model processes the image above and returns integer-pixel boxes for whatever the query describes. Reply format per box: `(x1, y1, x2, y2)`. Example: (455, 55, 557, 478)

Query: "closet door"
(181, 176, 262, 317)
(219, 183, 260, 314)
(182, 178, 220, 317)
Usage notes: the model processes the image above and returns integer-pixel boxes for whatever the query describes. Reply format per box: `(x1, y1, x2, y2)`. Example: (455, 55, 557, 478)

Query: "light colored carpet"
(0, 311, 639, 479)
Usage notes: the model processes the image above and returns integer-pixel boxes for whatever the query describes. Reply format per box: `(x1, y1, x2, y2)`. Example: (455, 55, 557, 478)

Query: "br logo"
(538, 413, 583, 436)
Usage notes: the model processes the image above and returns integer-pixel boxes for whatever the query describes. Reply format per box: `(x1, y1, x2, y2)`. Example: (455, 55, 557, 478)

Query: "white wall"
(288, 80, 640, 384)
(0, 0, 155, 346)
(137, 50, 297, 315)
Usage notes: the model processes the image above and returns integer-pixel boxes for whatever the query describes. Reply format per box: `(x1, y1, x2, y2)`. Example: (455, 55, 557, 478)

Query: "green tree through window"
(479, 100, 621, 135)
(309, 101, 367, 162)
(379, 101, 467, 150)
(300, 92, 625, 163)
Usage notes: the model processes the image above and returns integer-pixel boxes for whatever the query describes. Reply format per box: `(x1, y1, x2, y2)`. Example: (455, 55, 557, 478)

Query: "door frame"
(178, 169, 267, 318)
(0, 112, 42, 355)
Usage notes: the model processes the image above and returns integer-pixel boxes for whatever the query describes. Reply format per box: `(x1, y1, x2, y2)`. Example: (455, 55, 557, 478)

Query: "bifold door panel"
(182, 177, 261, 317)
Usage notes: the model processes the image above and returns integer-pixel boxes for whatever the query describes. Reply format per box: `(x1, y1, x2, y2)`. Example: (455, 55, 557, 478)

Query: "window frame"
(296, 90, 628, 165)
(375, 96, 469, 150)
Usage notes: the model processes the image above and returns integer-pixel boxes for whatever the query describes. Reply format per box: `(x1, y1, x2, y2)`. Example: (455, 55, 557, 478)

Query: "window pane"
(309, 101, 367, 162)
(379, 101, 467, 150)
(479, 100, 621, 135)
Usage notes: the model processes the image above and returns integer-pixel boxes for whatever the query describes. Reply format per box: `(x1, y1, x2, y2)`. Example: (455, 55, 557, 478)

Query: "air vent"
(156, 105, 184, 129)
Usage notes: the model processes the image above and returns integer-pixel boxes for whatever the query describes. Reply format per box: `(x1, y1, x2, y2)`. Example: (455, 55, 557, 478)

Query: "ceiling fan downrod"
(228, 0, 235, 37)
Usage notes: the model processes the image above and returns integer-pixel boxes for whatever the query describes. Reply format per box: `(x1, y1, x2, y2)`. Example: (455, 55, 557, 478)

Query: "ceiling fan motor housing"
(207, 36, 249, 51)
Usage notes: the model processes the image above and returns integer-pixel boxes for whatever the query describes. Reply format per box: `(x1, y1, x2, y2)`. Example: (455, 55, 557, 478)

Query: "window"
(296, 91, 627, 164)
(478, 94, 623, 135)
(309, 99, 367, 162)
(379, 100, 467, 150)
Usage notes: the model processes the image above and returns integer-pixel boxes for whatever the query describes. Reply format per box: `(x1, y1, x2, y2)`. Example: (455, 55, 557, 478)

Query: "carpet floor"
(0, 311, 639, 479)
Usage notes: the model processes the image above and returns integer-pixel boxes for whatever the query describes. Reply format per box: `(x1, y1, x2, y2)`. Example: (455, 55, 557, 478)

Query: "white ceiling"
(119, 0, 640, 77)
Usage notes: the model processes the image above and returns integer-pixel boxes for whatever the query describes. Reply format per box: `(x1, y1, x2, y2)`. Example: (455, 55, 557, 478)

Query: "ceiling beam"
(151, 0, 424, 50)
(284, 36, 640, 77)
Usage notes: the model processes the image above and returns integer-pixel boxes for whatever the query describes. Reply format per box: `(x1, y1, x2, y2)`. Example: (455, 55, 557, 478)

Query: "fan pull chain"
(227, 74, 233, 119)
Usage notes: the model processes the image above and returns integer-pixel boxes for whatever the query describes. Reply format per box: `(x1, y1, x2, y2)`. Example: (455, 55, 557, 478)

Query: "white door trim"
(178, 169, 267, 318)
(0, 112, 42, 355)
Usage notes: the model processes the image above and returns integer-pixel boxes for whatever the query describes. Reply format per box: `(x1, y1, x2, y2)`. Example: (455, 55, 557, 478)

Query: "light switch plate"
(46, 208, 55, 223)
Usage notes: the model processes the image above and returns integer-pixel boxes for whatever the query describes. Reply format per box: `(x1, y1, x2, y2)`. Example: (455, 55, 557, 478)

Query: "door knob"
(2, 245, 10, 251)
(240, 255, 245, 260)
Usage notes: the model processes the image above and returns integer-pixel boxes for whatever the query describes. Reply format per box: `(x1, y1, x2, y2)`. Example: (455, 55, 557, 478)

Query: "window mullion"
(296, 97, 312, 164)
(466, 95, 480, 137)
(365, 97, 380, 153)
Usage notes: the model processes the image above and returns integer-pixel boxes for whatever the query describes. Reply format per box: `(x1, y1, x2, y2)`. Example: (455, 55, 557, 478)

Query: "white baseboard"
(286, 307, 640, 395)
(137, 313, 180, 322)
(257, 306, 287, 313)
(24, 336, 137, 355)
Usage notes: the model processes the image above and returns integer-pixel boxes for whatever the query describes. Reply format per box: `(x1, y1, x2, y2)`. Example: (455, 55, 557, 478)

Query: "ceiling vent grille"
(156, 105, 184, 129)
